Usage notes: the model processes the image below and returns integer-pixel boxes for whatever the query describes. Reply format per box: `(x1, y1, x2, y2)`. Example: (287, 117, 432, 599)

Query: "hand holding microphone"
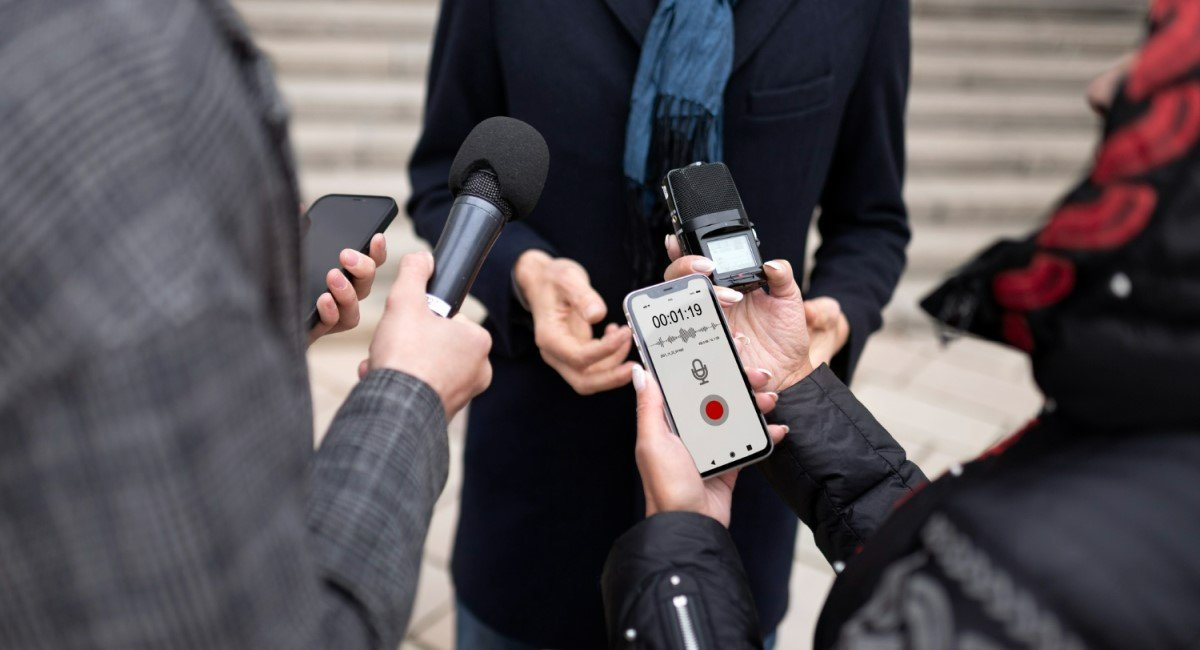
(368, 252, 494, 420)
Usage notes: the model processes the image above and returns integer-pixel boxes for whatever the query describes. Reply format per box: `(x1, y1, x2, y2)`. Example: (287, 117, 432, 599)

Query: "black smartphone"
(302, 194, 398, 329)
(624, 274, 773, 477)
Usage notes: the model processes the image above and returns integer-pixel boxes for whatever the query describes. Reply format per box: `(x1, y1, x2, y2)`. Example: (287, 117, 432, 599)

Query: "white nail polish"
(717, 288, 743, 302)
(764, 261, 783, 272)
(692, 258, 716, 273)
(664, 234, 673, 251)
(631, 364, 646, 392)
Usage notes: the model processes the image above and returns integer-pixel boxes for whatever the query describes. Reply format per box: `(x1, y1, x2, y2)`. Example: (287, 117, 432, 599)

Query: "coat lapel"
(733, 0, 800, 72)
(603, 0, 800, 72)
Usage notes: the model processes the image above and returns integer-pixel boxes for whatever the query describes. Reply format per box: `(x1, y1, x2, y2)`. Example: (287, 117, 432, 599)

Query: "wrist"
(778, 360, 816, 393)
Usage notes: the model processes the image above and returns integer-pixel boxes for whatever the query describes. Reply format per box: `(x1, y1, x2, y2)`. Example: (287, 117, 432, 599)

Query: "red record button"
(700, 395, 729, 426)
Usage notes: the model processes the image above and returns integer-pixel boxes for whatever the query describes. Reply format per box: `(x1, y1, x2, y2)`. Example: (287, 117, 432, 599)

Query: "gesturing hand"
(308, 234, 388, 346)
(631, 364, 788, 526)
(515, 250, 635, 395)
(664, 237, 814, 392)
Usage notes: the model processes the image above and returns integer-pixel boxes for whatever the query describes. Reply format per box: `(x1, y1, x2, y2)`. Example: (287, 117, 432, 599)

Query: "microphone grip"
(426, 195, 507, 318)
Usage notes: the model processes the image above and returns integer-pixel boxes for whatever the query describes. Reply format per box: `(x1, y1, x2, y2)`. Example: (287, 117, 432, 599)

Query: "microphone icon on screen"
(691, 359, 710, 386)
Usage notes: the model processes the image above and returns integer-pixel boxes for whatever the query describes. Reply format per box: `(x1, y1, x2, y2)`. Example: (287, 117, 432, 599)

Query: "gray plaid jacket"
(0, 1, 447, 648)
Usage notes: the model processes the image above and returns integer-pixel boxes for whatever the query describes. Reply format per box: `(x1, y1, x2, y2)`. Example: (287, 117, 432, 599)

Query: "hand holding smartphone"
(625, 274, 772, 477)
(302, 194, 398, 329)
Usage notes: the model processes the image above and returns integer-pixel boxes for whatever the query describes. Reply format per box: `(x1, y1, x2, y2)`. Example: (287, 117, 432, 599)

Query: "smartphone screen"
(302, 194, 398, 327)
(625, 275, 772, 476)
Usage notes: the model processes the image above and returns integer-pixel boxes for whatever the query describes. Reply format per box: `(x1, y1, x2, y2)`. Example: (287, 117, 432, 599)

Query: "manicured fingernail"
(341, 250, 359, 267)
(764, 261, 783, 272)
(779, 425, 790, 434)
(330, 272, 348, 290)
(631, 364, 646, 391)
(767, 392, 780, 401)
(664, 234, 673, 251)
(716, 287, 743, 303)
(736, 333, 750, 344)
(758, 368, 774, 378)
(691, 258, 716, 273)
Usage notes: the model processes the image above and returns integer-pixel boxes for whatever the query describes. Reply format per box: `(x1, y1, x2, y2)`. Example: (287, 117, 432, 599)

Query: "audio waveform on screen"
(649, 322, 721, 348)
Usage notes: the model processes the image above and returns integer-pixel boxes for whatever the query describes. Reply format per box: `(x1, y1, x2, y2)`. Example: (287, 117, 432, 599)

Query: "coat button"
(670, 575, 681, 586)
(625, 628, 638, 641)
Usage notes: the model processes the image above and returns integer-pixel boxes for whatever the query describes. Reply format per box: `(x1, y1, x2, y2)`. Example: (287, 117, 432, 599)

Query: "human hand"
(308, 234, 388, 346)
(664, 236, 814, 392)
(514, 250, 635, 395)
(1087, 51, 1135, 116)
(365, 251, 493, 419)
(631, 364, 788, 526)
(804, 297, 850, 368)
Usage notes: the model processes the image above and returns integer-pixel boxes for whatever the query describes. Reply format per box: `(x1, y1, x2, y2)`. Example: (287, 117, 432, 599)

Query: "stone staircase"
(233, 0, 1146, 334)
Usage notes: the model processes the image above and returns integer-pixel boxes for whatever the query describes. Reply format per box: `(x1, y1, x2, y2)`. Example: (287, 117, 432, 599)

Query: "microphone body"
(426, 193, 505, 318)
(423, 116, 550, 318)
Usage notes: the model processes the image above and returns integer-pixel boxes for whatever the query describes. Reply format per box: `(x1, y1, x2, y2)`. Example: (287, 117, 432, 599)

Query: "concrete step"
(908, 88, 1098, 130)
(904, 222, 1032, 274)
(292, 121, 420, 168)
(280, 78, 425, 120)
(914, 0, 1144, 20)
(913, 51, 1118, 92)
(259, 37, 430, 78)
(913, 16, 1140, 56)
(906, 128, 1095, 176)
(904, 174, 1070, 225)
(237, 1, 437, 38)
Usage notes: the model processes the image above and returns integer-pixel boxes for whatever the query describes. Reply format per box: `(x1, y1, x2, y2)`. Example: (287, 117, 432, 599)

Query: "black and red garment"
(602, 3, 1200, 648)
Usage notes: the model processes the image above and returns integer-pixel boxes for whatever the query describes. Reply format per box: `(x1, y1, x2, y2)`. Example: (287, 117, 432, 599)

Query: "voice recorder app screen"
(629, 277, 768, 473)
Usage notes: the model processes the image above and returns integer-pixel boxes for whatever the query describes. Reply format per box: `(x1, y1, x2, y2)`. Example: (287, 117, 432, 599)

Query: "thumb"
(763, 259, 803, 300)
(558, 265, 606, 323)
(632, 364, 670, 442)
(390, 251, 435, 311)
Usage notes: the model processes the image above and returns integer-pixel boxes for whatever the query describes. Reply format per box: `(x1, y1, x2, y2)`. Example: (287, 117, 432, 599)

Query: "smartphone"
(624, 274, 773, 477)
(302, 194, 398, 328)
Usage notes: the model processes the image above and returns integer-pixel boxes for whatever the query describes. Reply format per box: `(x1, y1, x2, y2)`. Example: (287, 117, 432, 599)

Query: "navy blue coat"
(408, 0, 910, 646)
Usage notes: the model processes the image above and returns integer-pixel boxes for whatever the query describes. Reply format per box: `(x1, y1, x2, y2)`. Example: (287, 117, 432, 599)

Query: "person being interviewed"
(602, 5, 1200, 644)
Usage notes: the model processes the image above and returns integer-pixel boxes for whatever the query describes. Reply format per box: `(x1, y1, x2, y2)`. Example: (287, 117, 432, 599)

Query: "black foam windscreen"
(670, 162, 744, 223)
(449, 117, 550, 221)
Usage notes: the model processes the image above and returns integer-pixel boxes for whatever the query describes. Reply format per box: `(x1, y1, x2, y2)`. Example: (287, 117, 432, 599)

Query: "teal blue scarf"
(624, 0, 736, 283)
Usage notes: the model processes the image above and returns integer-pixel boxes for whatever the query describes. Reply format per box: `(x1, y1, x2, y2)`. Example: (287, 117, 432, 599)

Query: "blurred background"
(231, 0, 1144, 646)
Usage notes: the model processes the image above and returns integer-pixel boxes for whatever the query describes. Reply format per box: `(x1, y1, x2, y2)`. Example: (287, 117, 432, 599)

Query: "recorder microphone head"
(662, 162, 766, 293)
(668, 162, 746, 225)
(448, 116, 550, 221)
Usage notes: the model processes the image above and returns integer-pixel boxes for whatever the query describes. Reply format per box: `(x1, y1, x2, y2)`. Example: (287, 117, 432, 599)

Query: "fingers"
(762, 259, 802, 300)
(341, 249, 378, 299)
(755, 390, 780, 414)
(357, 358, 369, 380)
(369, 233, 387, 267)
(767, 424, 790, 445)
(538, 322, 630, 369)
(554, 265, 606, 324)
(308, 292, 338, 343)
(389, 251, 436, 312)
(663, 255, 714, 282)
(665, 233, 683, 261)
(745, 367, 774, 390)
(804, 297, 840, 329)
(326, 268, 361, 330)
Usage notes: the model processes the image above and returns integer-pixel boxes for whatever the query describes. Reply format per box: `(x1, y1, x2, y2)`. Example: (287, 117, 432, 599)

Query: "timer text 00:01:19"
(651, 303, 703, 328)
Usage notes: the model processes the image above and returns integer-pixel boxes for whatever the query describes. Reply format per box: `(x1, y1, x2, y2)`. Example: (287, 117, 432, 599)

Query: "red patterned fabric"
(1037, 183, 1157, 250)
(1093, 81, 1200, 184)
(1127, 0, 1200, 101)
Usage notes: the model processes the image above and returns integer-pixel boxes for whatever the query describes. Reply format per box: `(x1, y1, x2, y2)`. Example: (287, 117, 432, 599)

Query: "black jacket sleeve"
(807, 0, 911, 381)
(602, 512, 763, 650)
(761, 364, 926, 565)
(406, 0, 555, 358)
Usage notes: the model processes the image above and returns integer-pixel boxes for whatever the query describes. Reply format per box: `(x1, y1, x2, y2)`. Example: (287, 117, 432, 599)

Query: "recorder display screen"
(628, 276, 769, 473)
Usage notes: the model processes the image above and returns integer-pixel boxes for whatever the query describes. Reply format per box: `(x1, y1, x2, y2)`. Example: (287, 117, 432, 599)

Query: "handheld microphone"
(426, 117, 550, 317)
